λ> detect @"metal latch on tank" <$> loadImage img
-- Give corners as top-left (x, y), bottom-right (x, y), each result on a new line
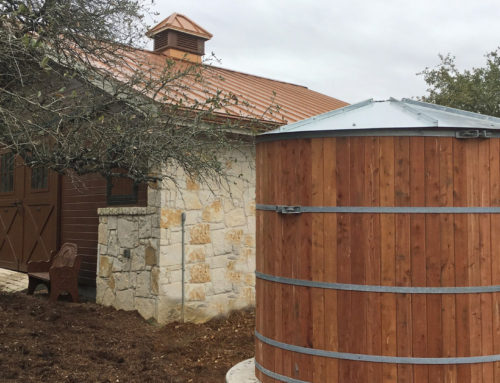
top-left (275, 205), bottom-right (302, 214)
top-left (456, 129), bottom-right (492, 139)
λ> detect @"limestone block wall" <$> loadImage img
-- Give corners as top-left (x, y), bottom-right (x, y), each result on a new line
top-left (97, 145), bottom-right (256, 324)
top-left (96, 207), bottom-right (160, 320)
top-left (157, 146), bottom-right (256, 323)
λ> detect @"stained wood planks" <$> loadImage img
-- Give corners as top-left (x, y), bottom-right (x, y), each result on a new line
top-left (424, 137), bottom-right (444, 383)
top-left (453, 139), bottom-right (472, 383)
top-left (410, 137), bottom-right (428, 383)
top-left (255, 136), bottom-right (500, 383)
top-left (490, 139), bottom-right (500, 383)
top-left (439, 137), bottom-right (457, 383)
top-left (478, 139), bottom-right (493, 383)
top-left (323, 137), bottom-right (339, 380)
top-left (365, 136), bottom-right (382, 382)
top-left (379, 136), bottom-right (398, 383)
top-left (311, 138), bottom-right (326, 382)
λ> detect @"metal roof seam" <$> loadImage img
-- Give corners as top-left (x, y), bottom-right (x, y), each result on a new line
top-left (203, 71), bottom-right (322, 121)
top-left (389, 98), bottom-right (438, 126)
top-left (91, 42), bottom-right (347, 125)
top-left (117, 56), bottom-right (283, 120)
top-left (402, 98), bottom-right (500, 124)
top-left (276, 99), bottom-right (373, 133)
top-left (199, 73), bottom-right (291, 120)
top-left (210, 65), bottom-right (310, 89)
top-left (261, 98), bottom-right (500, 136)
top-left (223, 70), bottom-right (345, 109)
top-left (161, 54), bottom-right (348, 120)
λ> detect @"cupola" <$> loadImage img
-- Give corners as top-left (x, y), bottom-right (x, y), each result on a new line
top-left (146, 13), bottom-right (213, 63)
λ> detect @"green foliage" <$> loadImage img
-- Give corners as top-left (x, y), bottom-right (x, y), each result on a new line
top-left (419, 49), bottom-right (500, 117)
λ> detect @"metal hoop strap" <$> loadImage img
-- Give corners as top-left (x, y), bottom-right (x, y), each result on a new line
top-left (255, 361), bottom-right (309, 383)
top-left (255, 331), bottom-right (500, 365)
top-left (256, 204), bottom-right (500, 214)
top-left (256, 271), bottom-right (500, 294)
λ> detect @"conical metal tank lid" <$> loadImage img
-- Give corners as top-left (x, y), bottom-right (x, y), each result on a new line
top-left (259, 98), bottom-right (500, 141)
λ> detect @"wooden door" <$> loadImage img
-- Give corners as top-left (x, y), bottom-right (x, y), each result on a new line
top-left (0, 154), bottom-right (24, 270)
top-left (21, 166), bottom-right (59, 271)
top-left (0, 154), bottom-right (59, 272)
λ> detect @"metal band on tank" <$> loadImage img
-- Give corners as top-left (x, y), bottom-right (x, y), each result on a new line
top-left (256, 271), bottom-right (500, 294)
top-left (255, 361), bottom-right (309, 383)
top-left (255, 331), bottom-right (500, 365)
top-left (256, 204), bottom-right (500, 214)
top-left (256, 128), bottom-right (500, 143)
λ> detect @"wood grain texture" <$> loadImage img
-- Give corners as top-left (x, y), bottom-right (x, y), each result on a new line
top-left (256, 136), bottom-right (500, 382)
top-left (60, 172), bottom-right (147, 286)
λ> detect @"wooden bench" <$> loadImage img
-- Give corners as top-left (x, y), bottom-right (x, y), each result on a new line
top-left (27, 243), bottom-right (81, 302)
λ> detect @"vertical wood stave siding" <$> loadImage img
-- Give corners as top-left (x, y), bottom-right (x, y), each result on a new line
top-left (255, 136), bottom-right (500, 383)
top-left (60, 173), bottom-right (147, 286)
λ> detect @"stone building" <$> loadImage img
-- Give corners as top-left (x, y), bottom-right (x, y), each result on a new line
top-left (0, 12), bottom-right (347, 324)
top-left (95, 13), bottom-right (347, 323)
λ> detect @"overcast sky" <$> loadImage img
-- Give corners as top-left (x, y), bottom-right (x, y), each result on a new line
top-left (147, 0), bottom-right (500, 104)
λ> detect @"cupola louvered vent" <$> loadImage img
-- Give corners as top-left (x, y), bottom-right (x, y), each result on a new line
top-left (147, 13), bottom-right (212, 62)
top-left (177, 32), bottom-right (200, 53)
top-left (153, 30), bottom-right (205, 55)
top-left (153, 30), bottom-right (170, 51)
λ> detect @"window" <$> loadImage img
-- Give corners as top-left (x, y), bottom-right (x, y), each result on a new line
top-left (31, 167), bottom-right (48, 190)
top-left (0, 153), bottom-right (14, 193)
top-left (106, 175), bottom-right (138, 205)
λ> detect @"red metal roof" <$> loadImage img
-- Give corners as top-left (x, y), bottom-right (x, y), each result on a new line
top-left (115, 47), bottom-right (348, 125)
top-left (146, 13), bottom-right (213, 40)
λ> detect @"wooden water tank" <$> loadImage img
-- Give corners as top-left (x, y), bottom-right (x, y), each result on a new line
top-left (255, 99), bottom-right (500, 383)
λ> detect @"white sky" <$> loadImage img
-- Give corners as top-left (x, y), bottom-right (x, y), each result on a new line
top-left (147, 0), bottom-right (500, 104)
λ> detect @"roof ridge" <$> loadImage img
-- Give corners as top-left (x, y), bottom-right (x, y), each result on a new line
top-left (403, 98), bottom-right (500, 124)
top-left (275, 99), bottom-right (373, 133)
top-left (207, 65), bottom-right (310, 89)
top-left (389, 97), bottom-right (438, 126)
top-left (102, 40), bottom-right (347, 124)
top-left (134, 47), bottom-right (347, 99)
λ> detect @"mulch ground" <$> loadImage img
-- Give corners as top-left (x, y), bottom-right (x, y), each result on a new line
top-left (0, 292), bottom-right (255, 382)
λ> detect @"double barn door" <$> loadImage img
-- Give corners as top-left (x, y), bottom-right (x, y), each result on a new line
top-left (0, 153), bottom-right (59, 272)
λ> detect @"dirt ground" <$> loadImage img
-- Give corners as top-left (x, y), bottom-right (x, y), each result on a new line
top-left (0, 291), bottom-right (255, 382)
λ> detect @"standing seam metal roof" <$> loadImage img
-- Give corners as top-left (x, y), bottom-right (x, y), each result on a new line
top-left (111, 47), bottom-right (348, 125)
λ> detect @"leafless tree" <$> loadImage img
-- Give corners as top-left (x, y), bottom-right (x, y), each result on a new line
top-left (0, 0), bottom-right (275, 185)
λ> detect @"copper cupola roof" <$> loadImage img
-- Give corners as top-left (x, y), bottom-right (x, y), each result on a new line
top-left (146, 13), bottom-right (213, 40)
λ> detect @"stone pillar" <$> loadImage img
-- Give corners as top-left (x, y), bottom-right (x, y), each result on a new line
top-left (96, 207), bottom-right (160, 320)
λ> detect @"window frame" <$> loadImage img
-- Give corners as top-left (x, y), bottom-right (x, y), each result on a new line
top-left (106, 175), bottom-right (139, 205)
top-left (0, 152), bottom-right (15, 194)
top-left (30, 166), bottom-right (49, 192)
